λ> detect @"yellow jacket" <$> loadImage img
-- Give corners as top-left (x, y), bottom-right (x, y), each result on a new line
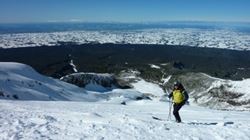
top-left (172, 90), bottom-right (185, 104)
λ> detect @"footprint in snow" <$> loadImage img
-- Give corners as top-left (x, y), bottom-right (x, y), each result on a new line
top-left (43, 115), bottom-right (57, 123)
top-left (83, 112), bottom-right (103, 118)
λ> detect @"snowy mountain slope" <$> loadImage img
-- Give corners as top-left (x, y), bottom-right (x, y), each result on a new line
top-left (0, 62), bottom-right (98, 101)
top-left (1, 62), bottom-right (250, 111)
top-left (0, 100), bottom-right (250, 140)
top-left (201, 78), bottom-right (250, 110)
top-left (1, 62), bottom-right (250, 139)
top-left (165, 72), bottom-right (250, 111)
top-left (1, 28), bottom-right (250, 50)
top-left (0, 62), bottom-right (152, 102)
top-left (117, 69), bottom-right (250, 110)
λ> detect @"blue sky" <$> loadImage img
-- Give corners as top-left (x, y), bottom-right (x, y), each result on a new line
top-left (0, 0), bottom-right (249, 23)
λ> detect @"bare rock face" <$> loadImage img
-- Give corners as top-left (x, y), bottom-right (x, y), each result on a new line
top-left (60, 73), bottom-right (132, 90)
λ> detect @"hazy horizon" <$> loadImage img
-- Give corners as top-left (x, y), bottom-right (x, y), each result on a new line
top-left (0, 0), bottom-right (249, 24)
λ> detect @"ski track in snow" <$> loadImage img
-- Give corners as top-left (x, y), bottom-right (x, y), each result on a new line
top-left (0, 100), bottom-right (250, 140)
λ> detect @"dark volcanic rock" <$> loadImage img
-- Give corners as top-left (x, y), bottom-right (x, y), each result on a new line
top-left (1, 44), bottom-right (250, 80)
top-left (60, 73), bottom-right (132, 89)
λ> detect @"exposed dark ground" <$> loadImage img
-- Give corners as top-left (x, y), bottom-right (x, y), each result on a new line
top-left (0, 44), bottom-right (250, 81)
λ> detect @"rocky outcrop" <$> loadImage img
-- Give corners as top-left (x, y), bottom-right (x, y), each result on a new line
top-left (60, 73), bottom-right (132, 90)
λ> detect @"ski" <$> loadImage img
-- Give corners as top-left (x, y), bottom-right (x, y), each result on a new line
top-left (152, 116), bottom-right (164, 121)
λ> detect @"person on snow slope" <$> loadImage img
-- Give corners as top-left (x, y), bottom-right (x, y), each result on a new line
top-left (168, 81), bottom-right (189, 123)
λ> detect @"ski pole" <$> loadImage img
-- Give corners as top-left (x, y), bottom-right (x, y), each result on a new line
top-left (168, 100), bottom-right (172, 121)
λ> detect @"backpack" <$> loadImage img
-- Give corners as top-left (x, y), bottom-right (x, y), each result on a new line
top-left (172, 90), bottom-right (188, 104)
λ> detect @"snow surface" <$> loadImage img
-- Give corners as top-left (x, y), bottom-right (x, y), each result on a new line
top-left (0, 62), bottom-right (146, 102)
top-left (0, 62), bottom-right (99, 101)
top-left (227, 79), bottom-right (250, 100)
top-left (69, 60), bottom-right (78, 73)
top-left (1, 28), bottom-right (250, 50)
top-left (161, 75), bottom-right (172, 85)
top-left (131, 78), bottom-right (165, 97)
top-left (1, 62), bottom-right (250, 139)
top-left (211, 79), bottom-right (250, 104)
top-left (1, 100), bottom-right (250, 140)
top-left (149, 64), bottom-right (161, 69)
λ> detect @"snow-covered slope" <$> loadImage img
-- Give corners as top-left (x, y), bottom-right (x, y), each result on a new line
top-left (197, 78), bottom-right (250, 110)
top-left (1, 100), bottom-right (250, 140)
top-left (118, 70), bottom-right (250, 110)
top-left (1, 28), bottom-right (250, 50)
top-left (131, 78), bottom-right (165, 97)
top-left (1, 62), bottom-right (250, 110)
top-left (0, 62), bottom-right (150, 102)
top-left (1, 62), bottom-right (250, 139)
top-left (167, 73), bottom-right (250, 111)
top-left (0, 62), bottom-right (98, 101)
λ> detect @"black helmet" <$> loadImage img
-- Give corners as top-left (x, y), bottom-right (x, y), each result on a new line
top-left (173, 81), bottom-right (184, 90)
top-left (174, 81), bottom-right (181, 87)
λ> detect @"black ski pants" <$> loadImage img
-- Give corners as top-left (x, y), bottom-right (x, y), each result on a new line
top-left (173, 102), bottom-right (184, 122)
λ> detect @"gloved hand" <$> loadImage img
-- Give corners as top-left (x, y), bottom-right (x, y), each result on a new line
top-left (168, 94), bottom-right (172, 99)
